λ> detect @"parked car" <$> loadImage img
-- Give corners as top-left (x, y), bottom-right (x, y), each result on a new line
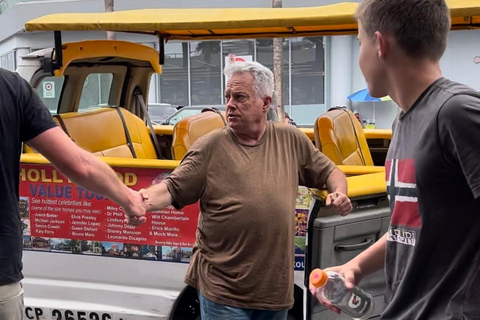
top-left (162, 105), bottom-right (225, 125)
top-left (147, 103), bottom-right (177, 124)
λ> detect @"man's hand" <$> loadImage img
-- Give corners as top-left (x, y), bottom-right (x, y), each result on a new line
top-left (309, 262), bottom-right (363, 314)
top-left (139, 188), bottom-right (149, 205)
top-left (123, 189), bottom-right (148, 226)
top-left (326, 191), bottom-right (352, 216)
top-left (136, 183), bottom-right (173, 212)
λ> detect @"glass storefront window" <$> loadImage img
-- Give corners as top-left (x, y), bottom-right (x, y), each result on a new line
top-left (190, 41), bottom-right (222, 106)
top-left (150, 37), bottom-right (325, 125)
top-left (291, 37), bottom-right (325, 105)
top-left (0, 51), bottom-right (15, 71)
top-left (158, 42), bottom-right (189, 107)
top-left (222, 39), bottom-right (254, 60)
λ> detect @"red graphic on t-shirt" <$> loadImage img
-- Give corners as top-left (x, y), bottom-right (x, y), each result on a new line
top-left (386, 159), bottom-right (421, 228)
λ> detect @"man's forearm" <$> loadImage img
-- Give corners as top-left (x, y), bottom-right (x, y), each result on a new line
top-left (350, 233), bottom-right (387, 276)
top-left (326, 168), bottom-right (348, 194)
top-left (28, 127), bottom-right (140, 213)
top-left (63, 151), bottom-right (134, 208)
top-left (144, 182), bottom-right (173, 210)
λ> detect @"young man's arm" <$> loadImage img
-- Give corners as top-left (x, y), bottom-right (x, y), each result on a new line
top-left (28, 127), bottom-right (147, 225)
top-left (335, 232), bottom-right (387, 286)
top-left (439, 94), bottom-right (480, 199)
top-left (312, 233), bottom-right (387, 313)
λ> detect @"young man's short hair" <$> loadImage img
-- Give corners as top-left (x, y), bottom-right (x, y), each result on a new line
top-left (356, 0), bottom-right (451, 61)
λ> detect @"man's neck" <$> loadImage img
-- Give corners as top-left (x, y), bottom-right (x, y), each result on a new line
top-left (232, 123), bottom-right (267, 146)
top-left (387, 60), bottom-right (443, 113)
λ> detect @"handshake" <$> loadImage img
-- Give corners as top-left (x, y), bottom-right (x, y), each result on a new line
top-left (119, 182), bottom-right (172, 226)
top-left (121, 188), bottom-right (151, 226)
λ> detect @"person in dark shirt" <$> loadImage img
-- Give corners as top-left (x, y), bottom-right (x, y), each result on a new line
top-left (311, 1), bottom-right (480, 319)
top-left (0, 68), bottom-right (147, 320)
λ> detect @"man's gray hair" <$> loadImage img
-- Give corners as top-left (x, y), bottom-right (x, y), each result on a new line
top-left (224, 61), bottom-right (274, 98)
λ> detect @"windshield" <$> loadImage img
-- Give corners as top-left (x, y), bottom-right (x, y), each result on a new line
top-left (148, 105), bottom-right (176, 124)
top-left (35, 76), bottom-right (65, 113)
top-left (167, 109), bottom-right (205, 125)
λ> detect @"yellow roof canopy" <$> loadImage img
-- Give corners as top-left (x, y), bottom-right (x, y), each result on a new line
top-left (24, 1), bottom-right (480, 40)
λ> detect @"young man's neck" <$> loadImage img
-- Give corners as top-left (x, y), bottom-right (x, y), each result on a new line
top-left (387, 59), bottom-right (443, 113)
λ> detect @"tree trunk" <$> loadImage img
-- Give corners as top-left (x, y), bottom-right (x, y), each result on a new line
top-left (104, 0), bottom-right (115, 40)
top-left (272, 0), bottom-right (284, 122)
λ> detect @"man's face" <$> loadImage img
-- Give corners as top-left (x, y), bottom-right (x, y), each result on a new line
top-left (358, 22), bottom-right (388, 98)
top-left (224, 72), bottom-right (269, 132)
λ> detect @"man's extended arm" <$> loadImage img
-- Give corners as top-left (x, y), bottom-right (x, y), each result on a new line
top-left (140, 182), bottom-right (173, 211)
top-left (28, 127), bottom-right (147, 225)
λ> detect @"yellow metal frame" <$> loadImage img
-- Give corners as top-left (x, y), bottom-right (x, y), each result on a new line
top-left (21, 156), bottom-right (383, 177)
top-left (346, 172), bottom-right (386, 198)
top-left (25, 1), bottom-right (480, 40)
top-left (53, 40), bottom-right (162, 77)
top-left (312, 172), bottom-right (386, 200)
top-left (20, 153), bottom-right (179, 169)
top-left (364, 129), bottom-right (392, 140)
top-left (21, 154), bottom-right (385, 198)
top-left (298, 128), bottom-right (315, 141)
top-left (23, 1), bottom-right (417, 186)
top-left (152, 125), bottom-right (174, 136)
top-left (154, 126), bottom-right (392, 142)
top-left (337, 165), bottom-right (385, 176)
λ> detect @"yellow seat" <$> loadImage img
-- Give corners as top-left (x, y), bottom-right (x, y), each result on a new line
top-left (171, 110), bottom-right (226, 160)
top-left (314, 108), bottom-right (373, 166)
top-left (25, 107), bottom-right (157, 159)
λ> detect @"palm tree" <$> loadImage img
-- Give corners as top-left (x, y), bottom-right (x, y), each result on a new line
top-left (272, 0), bottom-right (284, 122)
top-left (104, 0), bottom-right (115, 40)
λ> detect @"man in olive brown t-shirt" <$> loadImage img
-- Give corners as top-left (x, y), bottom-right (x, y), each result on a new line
top-left (141, 61), bottom-right (352, 320)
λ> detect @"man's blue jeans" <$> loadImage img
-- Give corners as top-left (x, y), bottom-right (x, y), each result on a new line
top-left (198, 291), bottom-right (288, 320)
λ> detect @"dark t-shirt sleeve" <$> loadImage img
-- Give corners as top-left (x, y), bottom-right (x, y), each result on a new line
top-left (391, 115), bottom-right (399, 137)
top-left (438, 93), bottom-right (480, 199)
top-left (163, 138), bottom-right (208, 209)
top-left (296, 130), bottom-right (336, 188)
top-left (17, 73), bottom-right (57, 142)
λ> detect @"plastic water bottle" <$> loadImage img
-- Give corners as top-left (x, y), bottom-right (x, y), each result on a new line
top-left (310, 268), bottom-right (374, 319)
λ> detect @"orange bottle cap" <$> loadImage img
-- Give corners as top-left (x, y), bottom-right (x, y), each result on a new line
top-left (310, 268), bottom-right (328, 288)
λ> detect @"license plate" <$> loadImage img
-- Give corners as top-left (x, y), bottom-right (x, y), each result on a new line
top-left (25, 307), bottom-right (118, 320)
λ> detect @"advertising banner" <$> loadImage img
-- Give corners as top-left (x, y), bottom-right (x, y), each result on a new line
top-left (20, 164), bottom-right (310, 269)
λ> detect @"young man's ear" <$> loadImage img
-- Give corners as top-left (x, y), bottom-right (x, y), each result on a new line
top-left (375, 31), bottom-right (389, 60)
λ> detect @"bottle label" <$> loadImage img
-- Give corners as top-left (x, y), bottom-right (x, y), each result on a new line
top-left (348, 293), bottom-right (361, 308)
top-left (346, 288), bottom-right (370, 316)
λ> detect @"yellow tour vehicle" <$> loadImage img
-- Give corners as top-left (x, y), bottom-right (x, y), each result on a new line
top-left (18, 1), bottom-right (480, 319)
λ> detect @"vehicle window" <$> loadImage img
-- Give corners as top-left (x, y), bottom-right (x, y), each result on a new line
top-left (158, 42), bottom-right (189, 106)
top-left (78, 73), bottom-right (113, 112)
top-left (148, 104), bottom-right (176, 124)
top-left (167, 109), bottom-right (203, 125)
top-left (35, 76), bottom-right (65, 114)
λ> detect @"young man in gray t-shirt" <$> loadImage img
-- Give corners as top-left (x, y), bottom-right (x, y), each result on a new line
top-left (310, 1), bottom-right (480, 319)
